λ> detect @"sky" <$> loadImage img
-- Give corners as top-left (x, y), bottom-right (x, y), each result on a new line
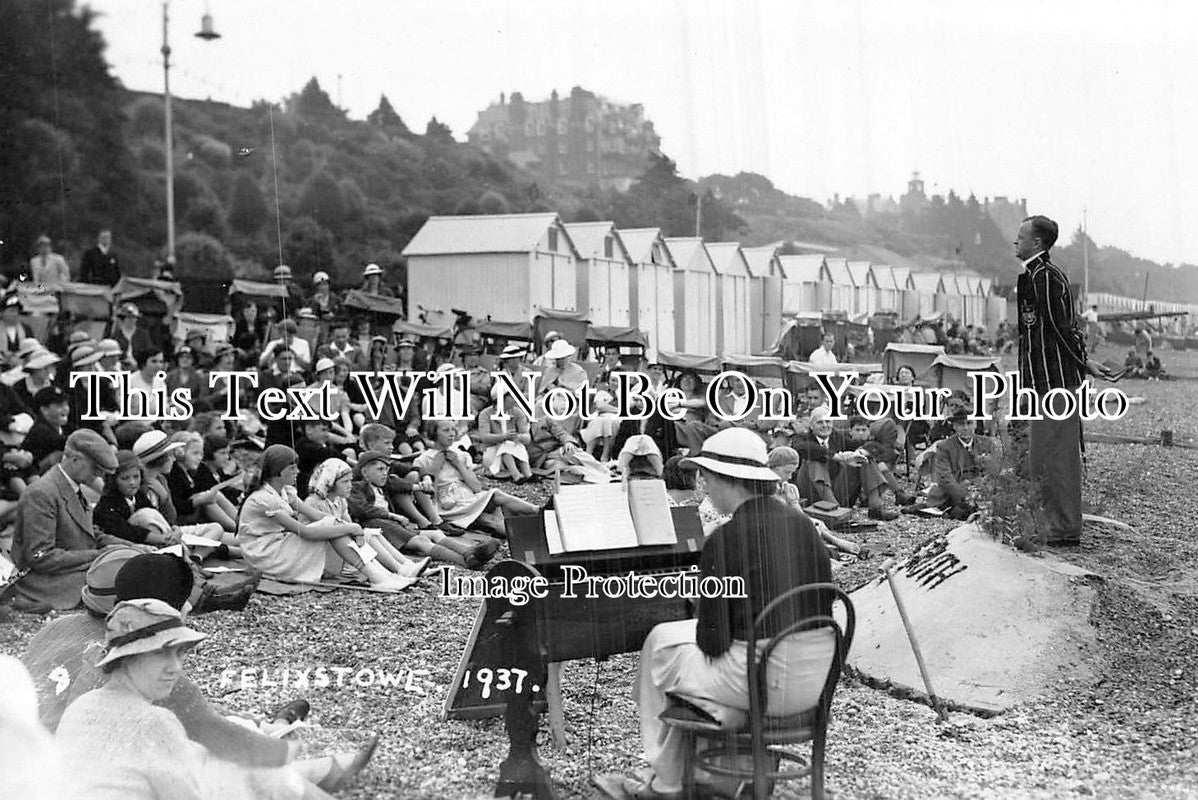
top-left (84, 0), bottom-right (1198, 266)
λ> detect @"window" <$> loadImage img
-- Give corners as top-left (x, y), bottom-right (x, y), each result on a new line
top-left (548, 228), bottom-right (558, 252)
top-left (604, 236), bottom-right (613, 258)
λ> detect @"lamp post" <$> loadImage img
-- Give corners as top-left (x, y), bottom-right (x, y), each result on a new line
top-left (162, 2), bottom-right (220, 266)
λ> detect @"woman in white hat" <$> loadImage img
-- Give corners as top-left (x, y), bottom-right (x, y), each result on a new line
top-left (55, 598), bottom-right (337, 799)
top-left (537, 338), bottom-right (588, 395)
top-left (475, 374), bottom-right (534, 483)
top-left (623, 428), bottom-right (836, 800)
top-left (307, 271), bottom-right (340, 319)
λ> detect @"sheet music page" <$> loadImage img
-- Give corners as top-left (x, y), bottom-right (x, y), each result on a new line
top-left (543, 510), bottom-right (566, 555)
top-left (554, 483), bottom-right (639, 551)
top-left (627, 479), bottom-right (678, 546)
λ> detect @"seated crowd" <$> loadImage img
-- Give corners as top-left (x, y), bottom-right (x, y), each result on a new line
top-left (0, 260), bottom-right (1007, 798)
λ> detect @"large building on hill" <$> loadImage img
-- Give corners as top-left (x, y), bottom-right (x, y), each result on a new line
top-left (982, 195), bottom-right (1028, 238)
top-left (467, 87), bottom-right (661, 191)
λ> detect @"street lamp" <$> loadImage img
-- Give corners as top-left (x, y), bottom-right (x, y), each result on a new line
top-left (162, 2), bottom-right (220, 266)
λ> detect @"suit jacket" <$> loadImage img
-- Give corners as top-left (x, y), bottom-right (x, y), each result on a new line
top-left (80, 246), bottom-right (121, 286)
top-left (792, 429), bottom-right (853, 465)
top-left (347, 475), bottom-right (418, 524)
top-left (1017, 254), bottom-right (1088, 393)
top-left (12, 467), bottom-right (127, 610)
top-left (931, 435), bottom-right (999, 505)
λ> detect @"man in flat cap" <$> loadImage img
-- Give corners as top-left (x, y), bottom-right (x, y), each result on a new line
top-left (10, 429), bottom-right (135, 612)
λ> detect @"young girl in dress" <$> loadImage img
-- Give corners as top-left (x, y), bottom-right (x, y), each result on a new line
top-left (305, 458), bottom-right (429, 580)
top-left (237, 445), bottom-right (414, 591)
top-left (415, 419), bottom-right (538, 537)
top-left (475, 385), bottom-right (533, 483)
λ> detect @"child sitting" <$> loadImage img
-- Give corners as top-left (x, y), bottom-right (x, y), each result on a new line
top-left (237, 445), bottom-right (412, 591)
top-left (94, 450), bottom-right (181, 547)
top-left (360, 422), bottom-right (465, 533)
top-left (305, 457), bottom-right (428, 581)
top-left (347, 450), bottom-right (497, 570)
top-left (475, 387), bottom-right (533, 483)
top-left (578, 378), bottom-right (622, 463)
top-left (414, 419), bottom-right (539, 537)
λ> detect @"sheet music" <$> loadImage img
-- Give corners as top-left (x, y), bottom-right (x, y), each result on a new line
top-left (183, 532), bottom-right (225, 548)
top-left (553, 483), bottom-right (639, 551)
top-left (627, 479), bottom-right (678, 546)
top-left (543, 510), bottom-right (565, 555)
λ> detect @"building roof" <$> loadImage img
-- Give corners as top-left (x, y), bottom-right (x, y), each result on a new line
top-left (401, 213), bottom-right (580, 258)
top-left (563, 221), bottom-right (632, 263)
top-left (910, 272), bottom-right (945, 293)
top-left (742, 244), bottom-right (784, 279)
top-left (846, 261), bottom-right (877, 288)
top-left (704, 242), bottom-right (752, 278)
top-left (825, 258), bottom-right (854, 286)
top-left (978, 277), bottom-right (993, 296)
top-left (663, 237), bottom-right (716, 273)
top-left (891, 266), bottom-right (914, 290)
top-left (872, 265), bottom-right (899, 291)
top-left (617, 227), bottom-right (672, 266)
top-left (778, 254), bottom-right (828, 283)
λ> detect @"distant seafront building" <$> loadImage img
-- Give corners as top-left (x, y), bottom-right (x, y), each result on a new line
top-left (467, 87), bottom-right (662, 190)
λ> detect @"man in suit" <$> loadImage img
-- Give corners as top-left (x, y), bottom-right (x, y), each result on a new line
top-left (79, 229), bottom-right (121, 286)
top-left (10, 429), bottom-right (132, 611)
top-left (792, 405), bottom-right (898, 520)
top-left (1014, 215), bottom-right (1111, 545)
top-left (916, 408), bottom-right (1000, 519)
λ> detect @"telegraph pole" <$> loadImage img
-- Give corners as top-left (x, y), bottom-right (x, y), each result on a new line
top-left (1082, 207), bottom-right (1089, 305)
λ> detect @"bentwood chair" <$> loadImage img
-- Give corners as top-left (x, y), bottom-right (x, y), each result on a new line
top-left (659, 583), bottom-right (855, 800)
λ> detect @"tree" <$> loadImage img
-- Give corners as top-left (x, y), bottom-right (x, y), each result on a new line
top-left (425, 117), bottom-right (454, 143)
top-left (294, 77), bottom-right (344, 123)
top-left (183, 197), bottom-right (227, 240)
top-left (367, 94), bottom-right (410, 136)
top-left (297, 170), bottom-right (344, 229)
top-left (282, 216), bottom-right (334, 279)
top-left (175, 232), bottom-right (233, 281)
top-left (229, 173), bottom-right (268, 236)
top-left (608, 153), bottom-right (745, 239)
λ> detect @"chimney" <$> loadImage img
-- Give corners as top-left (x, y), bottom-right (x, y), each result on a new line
top-left (500, 92), bottom-right (506, 105)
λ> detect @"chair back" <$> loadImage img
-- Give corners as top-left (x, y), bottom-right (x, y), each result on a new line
top-left (746, 582), bottom-right (855, 723)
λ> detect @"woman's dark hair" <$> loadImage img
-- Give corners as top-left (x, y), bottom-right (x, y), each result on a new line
top-left (134, 347), bottom-right (163, 370)
top-left (671, 369), bottom-right (703, 394)
top-left (895, 365), bottom-right (916, 382)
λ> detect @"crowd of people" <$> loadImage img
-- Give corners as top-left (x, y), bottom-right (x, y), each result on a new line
top-left (0, 226), bottom-right (1020, 798)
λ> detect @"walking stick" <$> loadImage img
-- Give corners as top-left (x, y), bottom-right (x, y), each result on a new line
top-left (880, 558), bottom-right (950, 722)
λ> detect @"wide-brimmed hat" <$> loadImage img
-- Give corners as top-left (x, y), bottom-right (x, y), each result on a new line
top-left (81, 546), bottom-right (146, 615)
top-left (175, 345), bottom-right (194, 358)
top-left (35, 234), bottom-right (51, 245)
top-left (273, 264), bottom-right (293, 281)
top-left (544, 339), bottom-right (576, 360)
top-left (71, 344), bottom-right (104, 368)
top-left (314, 357), bottom-right (335, 374)
top-left (396, 337), bottom-right (417, 349)
top-left (116, 303), bottom-right (141, 319)
top-left (133, 430), bottom-right (184, 463)
top-left (312, 271), bottom-right (330, 286)
top-left (296, 307), bottom-right (318, 321)
top-left (68, 331), bottom-right (91, 346)
top-left (16, 339), bottom-right (43, 360)
top-left (95, 598), bottom-right (207, 669)
top-left (680, 428), bottom-right (779, 482)
top-left (362, 263), bottom-right (383, 277)
top-left (498, 344), bottom-right (526, 360)
top-left (97, 338), bottom-right (123, 358)
top-left (24, 350), bottom-right (60, 371)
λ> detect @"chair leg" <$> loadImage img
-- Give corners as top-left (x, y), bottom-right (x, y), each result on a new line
top-left (681, 731), bottom-right (697, 800)
top-left (810, 727), bottom-right (827, 800)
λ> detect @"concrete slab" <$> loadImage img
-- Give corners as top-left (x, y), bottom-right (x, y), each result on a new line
top-left (848, 523), bottom-right (1101, 714)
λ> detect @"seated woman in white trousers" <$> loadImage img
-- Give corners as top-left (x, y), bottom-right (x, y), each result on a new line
top-left (625, 427), bottom-right (836, 799)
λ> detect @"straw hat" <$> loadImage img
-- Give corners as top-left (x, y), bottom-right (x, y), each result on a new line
top-left (25, 350), bottom-right (61, 371)
top-left (71, 345), bottom-right (104, 368)
top-left (133, 430), bottom-right (184, 463)
top-left (81, 546), bottom-right (145, 615)
top-left (362, 263), bottom-right (383, 277)
top-left (544, 339), bottom-right (576, 360)
top-left (116, 303), bottom-right (141, 319)
top-left (312, 271), bottom-right (330, 286)
top-left (679, 428), bottom-right (779, 482)
top-left (273, 264), bottom-right (293, 281)
top-left (498, 344), bottom-right (526, 360)
top-left (396, 337), bottom-right (417, 349)
top-left (16, 339), bottom-right (42, 360)
top-left (97, 339), bottom-right (123, 358)
top-left (95, 598), bottom-right (206, 670)
top-left (314, 357), bottom-right (335, 374)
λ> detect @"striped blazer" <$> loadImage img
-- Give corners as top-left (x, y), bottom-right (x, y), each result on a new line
top-left (1016, 254), bottom-right (1088, 394)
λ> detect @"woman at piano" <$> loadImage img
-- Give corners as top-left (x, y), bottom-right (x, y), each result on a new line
top-left (624, 427), bottom-right (836, 800)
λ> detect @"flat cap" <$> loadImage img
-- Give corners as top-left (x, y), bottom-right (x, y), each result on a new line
top-left (66, 428), bottom-right (119, 472)
top-left (356, 450), bottom-right (391, 475)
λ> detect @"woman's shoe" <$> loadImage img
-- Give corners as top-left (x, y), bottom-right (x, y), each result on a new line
top-left (398, 556), bottom-right (432, 578)
top-left (437, 520), bottom-right (467, 536)
top-left (318, 736), bottom-right (380, 792)
top-left (622, 775), bottom-right (683, 800)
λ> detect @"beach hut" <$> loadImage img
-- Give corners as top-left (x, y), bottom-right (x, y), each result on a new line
top-left (872, 265), bottom-right (900, 313)
top-left (941, 273), bottom-right (965, 322)
top-left (743, 244), bottom-right (786, 355)
top-left (910, 272), bottom-right (946, 318)
top-left (664, 237), bottom-right (718, 356)
top-left (706, 242), bottom-right (753, 357)
top-left (780, 255), bottom-right (831, 315)
top-left (847, 261), bottom-right (879, 316)
top-left (892, 266), bottom-right (918, 321)
top-left (617, 227), bottom-right (676, 357)
top-left (402, 213), bottom-right (580, 322)
top-left (564, 221), bottom-right (632, 327)
top-left (824, 258), bottom-right (855, 314)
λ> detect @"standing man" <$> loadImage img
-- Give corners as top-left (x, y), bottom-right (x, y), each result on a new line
top-left (1014, 215), bottom-right (1110, 546)
top-left (79, 229), bottom-right (121, 286)
top-left (808, 332), bottom-right (839, 365)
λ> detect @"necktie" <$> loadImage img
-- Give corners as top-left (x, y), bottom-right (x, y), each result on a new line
top-left (78, 488), bottom-right (89, 511)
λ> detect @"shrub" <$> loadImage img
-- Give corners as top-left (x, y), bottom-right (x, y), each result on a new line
top-left (175, 232), bottom-right (233, 281)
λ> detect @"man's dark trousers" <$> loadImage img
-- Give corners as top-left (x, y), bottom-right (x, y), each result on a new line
top-left (1029, 409), bottom-right (1082, 543)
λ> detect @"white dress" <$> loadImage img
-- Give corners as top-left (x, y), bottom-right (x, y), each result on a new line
top-left (236, 485), bottom-right (330, 582)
